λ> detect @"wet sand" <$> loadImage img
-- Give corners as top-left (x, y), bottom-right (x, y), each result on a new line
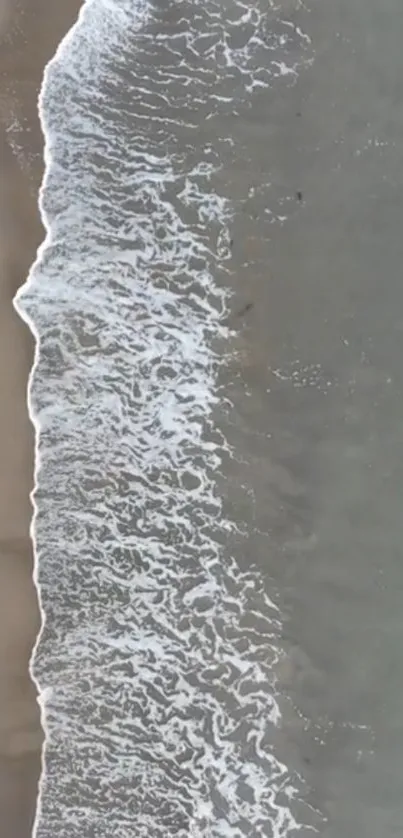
top-left (0, 2), bottom-right (81, 835)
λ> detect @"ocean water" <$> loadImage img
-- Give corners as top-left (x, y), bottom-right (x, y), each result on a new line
top-left (16, 1), bottom-right (317, 836)
top-left (16, 0), bottom-right (403, 835)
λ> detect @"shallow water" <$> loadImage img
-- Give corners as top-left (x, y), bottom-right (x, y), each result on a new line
top-left (15, 0), bottom-right (403, 835)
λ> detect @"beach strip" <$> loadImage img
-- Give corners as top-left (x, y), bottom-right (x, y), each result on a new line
top-left (0, 2), bottom-right (82, 835)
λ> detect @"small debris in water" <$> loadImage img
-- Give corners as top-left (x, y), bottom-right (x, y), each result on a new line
top-left (236, 302), bottom-right (254, 318)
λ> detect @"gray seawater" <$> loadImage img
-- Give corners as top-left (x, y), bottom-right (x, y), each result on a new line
top-left (15, 0), bottom-right (403, 835)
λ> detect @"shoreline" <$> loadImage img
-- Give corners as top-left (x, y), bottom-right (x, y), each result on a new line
top-left (0, 2), bottom-right (81, 834)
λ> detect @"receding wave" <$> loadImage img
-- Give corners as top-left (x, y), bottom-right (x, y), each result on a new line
top-left (15, 0), bottom-right (317, 835)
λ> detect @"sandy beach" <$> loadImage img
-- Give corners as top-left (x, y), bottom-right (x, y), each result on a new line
top-left (2, 0), bottom-right (403, 835)
top-left (0, 2), bottom-right (81, 835)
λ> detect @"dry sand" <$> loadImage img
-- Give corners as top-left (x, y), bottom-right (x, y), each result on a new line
top-left (0, 2), bottom-right (81, 835)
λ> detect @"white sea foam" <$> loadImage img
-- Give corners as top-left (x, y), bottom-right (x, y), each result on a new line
top-left (15, 0), bottom-right (316, 835)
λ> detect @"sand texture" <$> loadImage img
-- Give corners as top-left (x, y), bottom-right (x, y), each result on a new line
top-left (0, 2), bottom-right (81, 835)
